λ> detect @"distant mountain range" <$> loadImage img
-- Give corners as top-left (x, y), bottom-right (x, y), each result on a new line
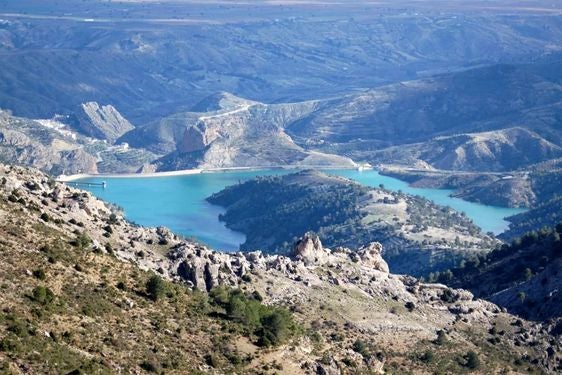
top-left (1, 11), bottom-right (561, 124)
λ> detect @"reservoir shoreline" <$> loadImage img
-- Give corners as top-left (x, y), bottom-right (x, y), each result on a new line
top-left (56, 164), bottom-right (360, 182)
top-left (71, 168), bottom-right (527, 251)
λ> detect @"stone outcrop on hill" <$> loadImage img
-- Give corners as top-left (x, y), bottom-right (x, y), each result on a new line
top-left (66, 102), bottom-right (135, 143)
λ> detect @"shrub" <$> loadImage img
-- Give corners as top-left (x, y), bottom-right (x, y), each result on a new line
top-left (146, 275), bottom-right (166, 301)
top-left (204, 353), bottom-right (221, 368)
top-left (108, 213), bottom-right (118, 224)
top-left (209, 286), bottom-right (297, 347)
top-left (258, 308), bottom-right (294, 347)
top-left (342, 357), bottom-right (357, 368)
top-left (420, 350), bottom-right (434, 363)
top-left (465, 350), bottom-right (480, 369)
top-left (31, 286), bottom-right (55, 305)
top-left (330, 332), bottom-right (344, 342)
top-left (7, 316), bottom-right (28, 338)
top-left (352, 339), bottom-right (370, 358)
top-left (0, 336), bottom-right (22, 352)
top-left (140, 359), bottom-right (160, 373)
top-left (33, 269), bottom-right (46, 280)
top-left (73, 232), bottom-right (92, 249)
top-left (209, 285), bottom-right (231, 306)
top-left (434, 330), bottom-right (447, 346)
top-left (227, 294), bottom-right (261, 328)
top-left (251, 290), bottom-right (263, 302)
top-left (40, 212), bottom-right (50, 222)
top-left (440, 289), bottom-right (458, 303)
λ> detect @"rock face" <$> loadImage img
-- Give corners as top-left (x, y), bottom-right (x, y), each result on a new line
top-left (67, 102), bottom-right (135, 143)
top-left (0, 110), bottom-right (155, 174)
top-left (0, 110), bottom-right (99, 174)
top-left (293, 233), bottom-right (328, 266)
top-left (357, 242), bottom-right (389, 273)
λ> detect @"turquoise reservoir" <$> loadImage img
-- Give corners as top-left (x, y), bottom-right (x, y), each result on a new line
top-left (77, 169), bottom-right (526, 251)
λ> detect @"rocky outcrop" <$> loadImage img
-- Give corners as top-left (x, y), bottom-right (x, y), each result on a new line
top-left (357, 242), bottom-right (389, 273)
top-left (67, 102), bottom-right (134, 143)
top-left (293, 233), bottom-right (328, 266)
top-left (178, 121), bottom-right (221, 153)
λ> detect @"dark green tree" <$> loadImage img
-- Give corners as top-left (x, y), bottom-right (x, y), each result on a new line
top-left (146, 275), bottom-right (166, 301)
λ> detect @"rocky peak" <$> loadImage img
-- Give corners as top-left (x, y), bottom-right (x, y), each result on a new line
top-left (293, 232), bottom-right (328, 266)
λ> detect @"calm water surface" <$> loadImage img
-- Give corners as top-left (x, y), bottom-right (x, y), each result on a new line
top-left (78, 169), bottom-right (526, 251)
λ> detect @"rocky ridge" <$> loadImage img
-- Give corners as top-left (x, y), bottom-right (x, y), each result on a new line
top-left (68, 102), bottom-right (135, 143)
top-left (1, 164), bottom-right (561, 373)
top-left (124, 93), bottom-right (355, 170)
top-left (370, 127), bottom-right (562, 173)
top-left (0, 110), bottom-right (155, 174)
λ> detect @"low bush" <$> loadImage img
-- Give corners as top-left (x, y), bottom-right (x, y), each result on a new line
top-left (352, 339), bottom-right (371, 358)
top-left (146, 275), bottom-right (166, 301)
top-left (31, 286), bottom-right (55, 306)
top-left (420, 350), bottom-right (434, 363)
top-left (72, 232), bottom-right (91, 250)
top-left (33, 269), bottom-right (46, 280)
top-left (209, 286), bottom-right (297, 347)
top-left (464, 350), bottom-right (480, 369)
